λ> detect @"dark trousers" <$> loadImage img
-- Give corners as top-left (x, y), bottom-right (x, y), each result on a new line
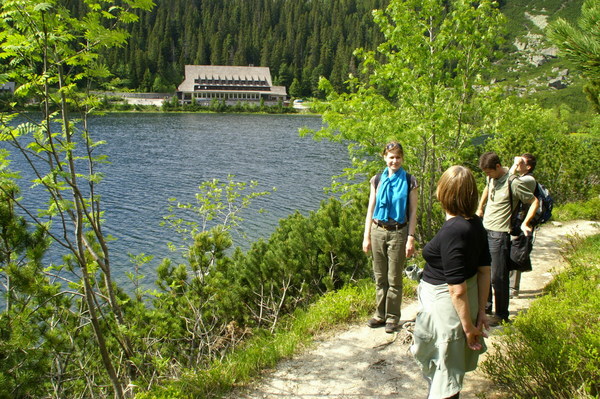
top-left (487, 230), bottom-right (510, 320)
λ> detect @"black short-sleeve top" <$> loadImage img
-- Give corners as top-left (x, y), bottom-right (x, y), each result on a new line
top-left (422, 216), bottom-right (491, 285)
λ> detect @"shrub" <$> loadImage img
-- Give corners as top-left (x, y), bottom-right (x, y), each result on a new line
top-left (481, 234), bottom-right (600, 399)
top-left (553, 197), bottom-right (600, 221)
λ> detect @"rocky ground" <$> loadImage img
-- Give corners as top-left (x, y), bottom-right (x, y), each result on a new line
top-left (227, 220), bottom-right (600, 399)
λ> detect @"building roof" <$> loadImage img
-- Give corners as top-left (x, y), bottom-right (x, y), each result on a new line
top-left (270, 86), bottom-right (287, 96)
top-left (178, 65), bottom-right (274, 92)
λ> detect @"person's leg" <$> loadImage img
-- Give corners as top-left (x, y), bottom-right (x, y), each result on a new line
top-left (488, 232), bottom-right (511, 320)
top-left (384, 227), bottom-right (407, 325)
top-left (509, 270), bottom-right (521, 297)
top-left (370, 225), bottom-right (389, 322)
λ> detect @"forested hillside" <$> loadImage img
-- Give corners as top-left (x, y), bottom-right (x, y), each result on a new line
top-left (94, 0), bottom-right (588, 104)
top-left (99, 0), bottom-right (388, 96)
top-left (67, 0), bottom-right (587, 104)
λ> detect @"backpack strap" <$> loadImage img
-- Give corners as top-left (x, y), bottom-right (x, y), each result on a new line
top-left (488, 174), bottom-right (519, 232)
top-left (507, 174), bottom-right (518, 211)
top-left (507, 174), bottom-right (521, 233)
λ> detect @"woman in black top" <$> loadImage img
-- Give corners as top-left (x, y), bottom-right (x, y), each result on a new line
top-left (411, 166), bottom-right (491, 399)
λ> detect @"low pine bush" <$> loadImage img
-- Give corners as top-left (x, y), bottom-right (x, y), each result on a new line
top-left (481, 235), bottom-right (600, 399)
top-left (553, 197), bottom-right (600, 221)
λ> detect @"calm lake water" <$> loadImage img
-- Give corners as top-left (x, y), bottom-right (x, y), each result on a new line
top-left (4, 113), bottom-right (349, 286)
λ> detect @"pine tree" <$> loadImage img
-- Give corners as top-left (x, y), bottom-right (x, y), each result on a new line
top-left (548, 0), bottom-right (600, 113)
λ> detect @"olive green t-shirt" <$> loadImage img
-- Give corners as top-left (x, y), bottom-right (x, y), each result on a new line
top-left (483, 172), bottom-right (536, 233)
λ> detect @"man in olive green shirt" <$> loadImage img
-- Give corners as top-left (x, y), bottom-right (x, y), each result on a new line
top-left (476, 152), bottom-right (536, 324)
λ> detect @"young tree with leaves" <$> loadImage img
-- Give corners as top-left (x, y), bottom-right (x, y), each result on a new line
top-left (0, 0), bottom-right (154, 397)
top-left (308, 0), bottom-right (505, 240)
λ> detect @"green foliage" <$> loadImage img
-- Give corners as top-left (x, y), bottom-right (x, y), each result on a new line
top-left (547, 0), bottom-right (600, 113)
top-left (553, 197), bottom-right (600, 221)
top-left (481, 98), bottom-right (600, 204)
top-left (162, 175), bottom-right (272, 253)
top-left (231, 197), bottom-right (369, 330)
top-left (0, 0), bottom-right (155, 397)
top-left (0, 181), bottom-right (53, 399)
top-left (481, 234), bottom-right (600, 399)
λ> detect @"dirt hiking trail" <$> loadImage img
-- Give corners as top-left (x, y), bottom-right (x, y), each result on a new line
top-left (229, 220), bottom-right (600, 399)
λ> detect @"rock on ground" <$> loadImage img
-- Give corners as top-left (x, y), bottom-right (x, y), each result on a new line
top-left (229, 220), bottom-right (600, 399)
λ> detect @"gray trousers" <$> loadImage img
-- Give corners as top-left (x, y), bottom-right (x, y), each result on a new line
top-left (370, 223), bottom-right (407, 324)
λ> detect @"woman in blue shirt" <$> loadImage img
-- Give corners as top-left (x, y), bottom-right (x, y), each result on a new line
top-left (411, 165), bottom-right (491, 399)
top-left (363, 141), bottom-right (418, 333)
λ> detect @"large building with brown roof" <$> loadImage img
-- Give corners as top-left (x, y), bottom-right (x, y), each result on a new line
top-left (177, 65), bottom-right (287, 105)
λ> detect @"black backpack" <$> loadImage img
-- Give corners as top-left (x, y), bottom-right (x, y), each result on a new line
top-left (530, 182), bottom-right (553, 226)
top-left (507, 175), bottom-right (553, 231)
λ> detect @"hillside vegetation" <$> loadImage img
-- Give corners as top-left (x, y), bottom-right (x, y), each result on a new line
top-left (94, 0), bottom-right (588, 109)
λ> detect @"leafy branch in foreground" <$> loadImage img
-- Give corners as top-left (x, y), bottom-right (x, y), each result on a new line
top-left (161, 175), bottom-right (272, 279)
top-left (0, 0), bottom-right (154, 397)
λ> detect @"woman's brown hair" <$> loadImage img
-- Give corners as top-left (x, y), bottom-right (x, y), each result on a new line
top-left (382, 141), bottom-right (404, 156)
top-left (436, 165), bottom-right (479, 218)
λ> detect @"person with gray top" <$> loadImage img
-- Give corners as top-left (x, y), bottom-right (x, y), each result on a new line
top-left (507, 153), bottom-right (540, 297)
top-left (476, 152), bottom-right (536, 325)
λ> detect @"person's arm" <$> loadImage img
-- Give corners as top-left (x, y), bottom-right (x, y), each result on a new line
top-left (476, 266), bottom-right (491, 331)
top-left (362, 178), bottom-right (377, 253)
top-left (448, 282), bottom-right (484, 351)
top-left (405, 187), bottom-right (418, 257)
top-left (513, 178), bottom-right (537, 212)
top-left (476, 185), bottom-right (488, 218)
top-left (521, 196), bottom-right (539, 236)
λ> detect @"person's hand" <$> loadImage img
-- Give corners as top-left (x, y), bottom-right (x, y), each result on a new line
top-left (477, 310), bottom-right (490, 333)
top-left (405, 236), bottom-right (415, 258)
top-left (476, 208), bottom-right (484, 218)
top-left (362, 237), bottom-right (371, 254)
top-left (510, 156), bottom-right (525, 175)
top-left (513, 156), bottom-right (524, 167)
top-left (521, 221), bottom-right (533, 236)
top-left (465, 325), bottom-right (484, 351)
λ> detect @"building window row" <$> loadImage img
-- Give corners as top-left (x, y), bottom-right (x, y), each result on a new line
top-left (194, 78), bottom-right (268, 86)
top-left (192, 92), bottom-right (261, 101)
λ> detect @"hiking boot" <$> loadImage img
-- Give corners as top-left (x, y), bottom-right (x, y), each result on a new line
top-left (510, 289), bottom-right (519, 298)
top-left (367, 318), bottom-right (386, 328)
top-left (385, 322), bottom-right (398, 333)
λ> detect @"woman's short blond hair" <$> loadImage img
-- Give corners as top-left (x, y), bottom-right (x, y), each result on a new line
top-left (436, 165), bottom-right (479, 218)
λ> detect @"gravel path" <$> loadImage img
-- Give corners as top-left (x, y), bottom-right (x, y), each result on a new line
top-left (229, 220), bottom-right (600, 399)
